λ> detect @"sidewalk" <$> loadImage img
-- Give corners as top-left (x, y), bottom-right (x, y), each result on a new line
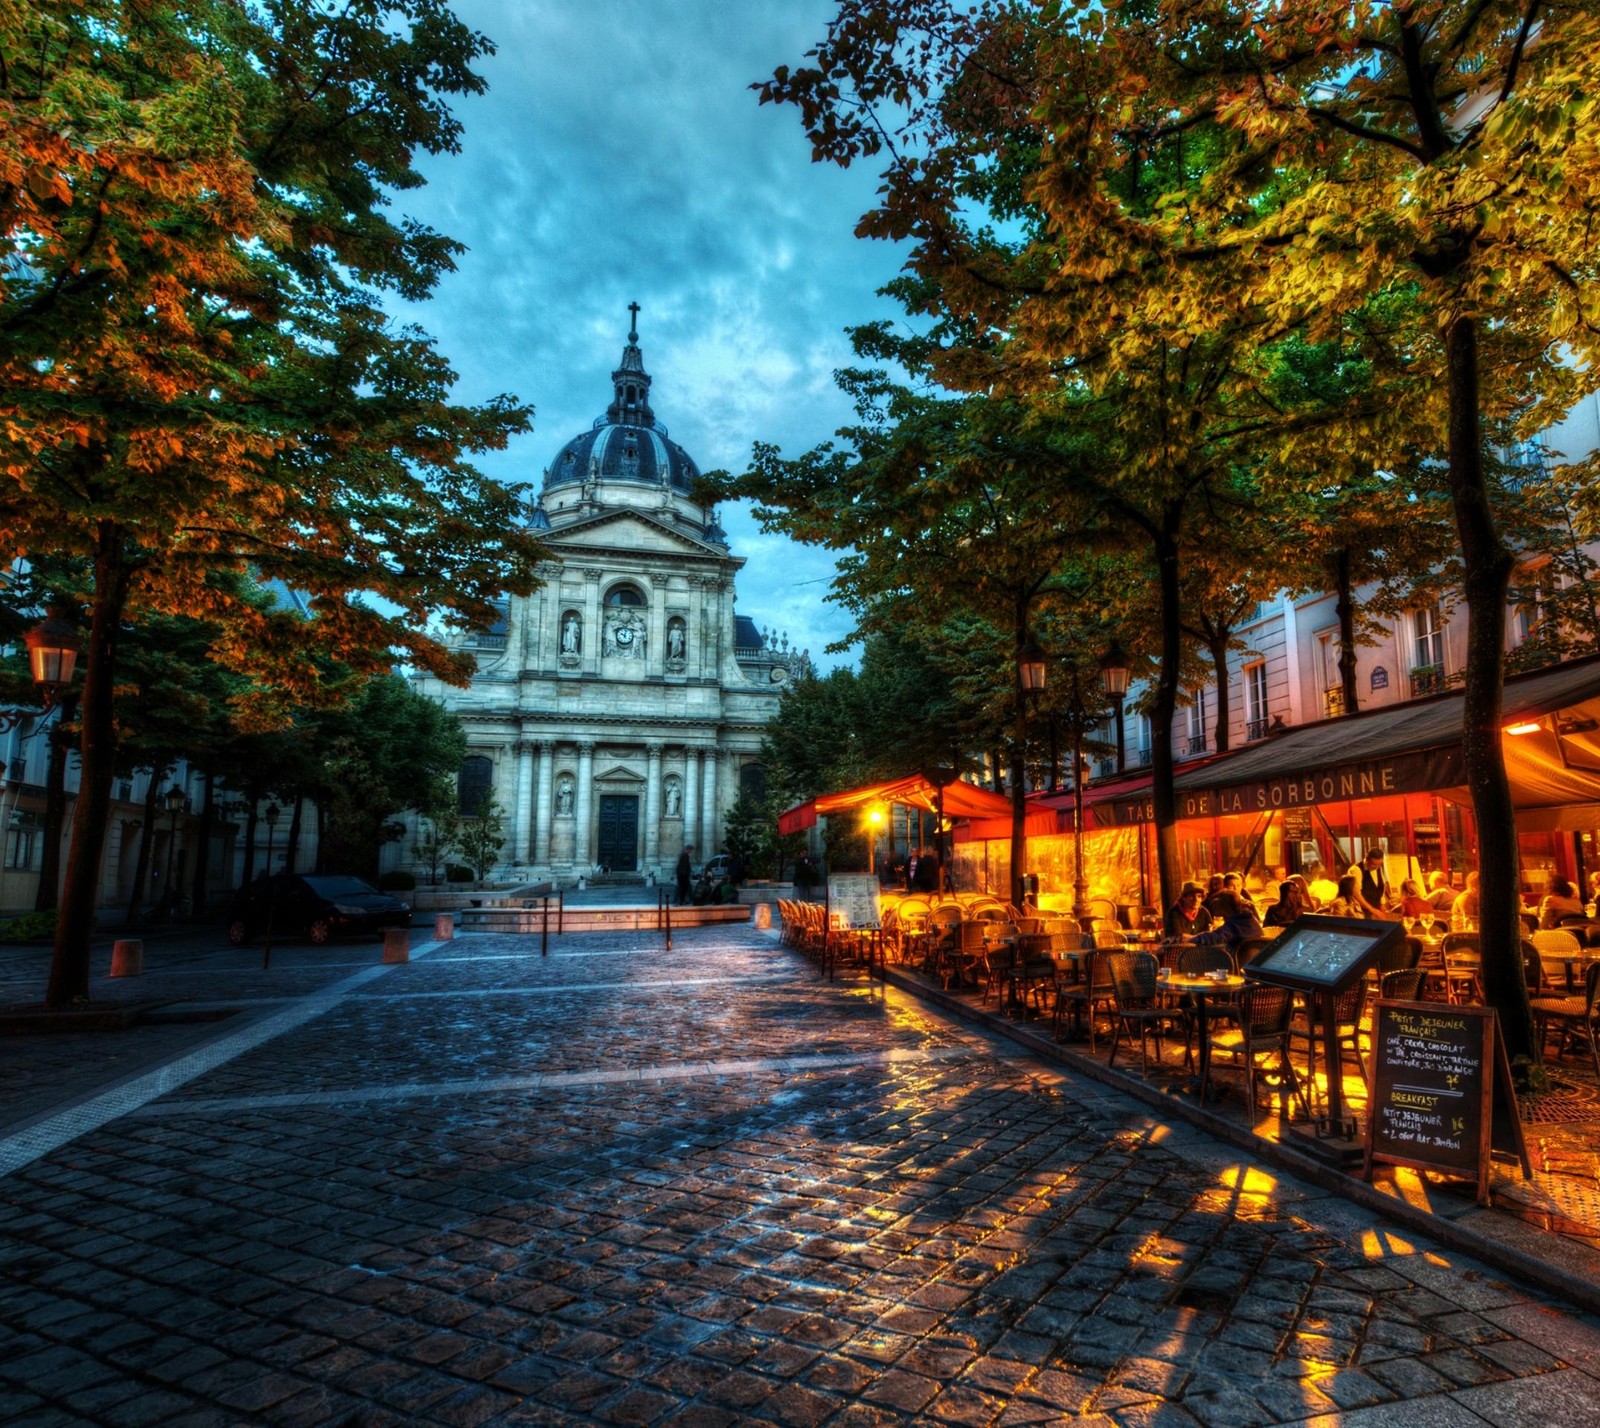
top-left (827, 936), bottom-right (1600, 1318)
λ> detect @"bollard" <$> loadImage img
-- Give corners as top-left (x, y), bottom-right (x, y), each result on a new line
top-left (433, 912), bottom-right (454, 941)
top-left (382, 928), bottom-right (410, 963)
top-left (109, 939), bottom-right (143, 978)
top-left (753, 903), bottom-right (772, 931)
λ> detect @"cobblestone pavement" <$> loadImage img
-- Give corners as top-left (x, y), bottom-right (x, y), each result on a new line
top-left (4, 928), bottom-right (1600, 1425)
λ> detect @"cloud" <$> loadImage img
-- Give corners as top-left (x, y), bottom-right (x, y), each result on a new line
top-left (383, 2), bottom-right (908, 670)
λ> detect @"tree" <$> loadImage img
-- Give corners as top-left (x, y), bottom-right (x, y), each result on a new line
top-left (1016, 0), bottom-right (1600, 1062)
top-left (2, 3), bottom-right (544, 1006)
top-left (455, 791), bottom-right (507, 882)
top-left (411, 776), bottom-right (464, 886)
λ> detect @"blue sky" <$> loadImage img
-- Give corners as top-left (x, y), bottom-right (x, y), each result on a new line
top-left (393, 2), bottom-right (908, 669)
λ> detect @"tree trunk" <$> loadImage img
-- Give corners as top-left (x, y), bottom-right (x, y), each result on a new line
top-left (241, 798), bottom-right (259, 887)
top-left (1446, 317), bottom-right (1531, 1063)
top-left (190, 771), bottom-right (215, 913)
top-left (315, 798), bottom-right (327, 874)
top-left (1206, 634), bottom-right (1231, 753)
top-left (125, 769), bottom-right (163, 931)
top-left (285, 794), bottom-right (305, 874)
top-left (1150, 521), bottom-right (1183, 912)
top-left (33, 696), bottom-right (75, 913)
top-left (1333, 546), bottom-right (1360, 716)
top-left (1010, 593), bottom-right (1030, 907)
top-left (47, 526), bottom-right (132, 1009)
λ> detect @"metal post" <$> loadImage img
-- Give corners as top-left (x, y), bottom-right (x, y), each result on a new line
top-left (541, 895), bottom-right (549, 957)
top-left (664, 894), bottom-right (672, 953)
top-left (557, 888), bottom-right (564, 934)
top-left (1113, 691), bottom-right (1126, 774)
top-left (261, 816), bottom-right (277, 971)
top-left (1072, 720), bottom-right (1090, 932)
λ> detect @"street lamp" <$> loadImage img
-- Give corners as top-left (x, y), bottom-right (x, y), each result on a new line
top-left (1099, 640), bottom-right (1132, 773)
top-left (163, 784), bottom-right (186, 899)
top-left (0, 607), bottom-right (83, 733)
top-left (1013, 636), bottom-right (1048, 908)
top-left (866, 806), bottom-right (885, 878)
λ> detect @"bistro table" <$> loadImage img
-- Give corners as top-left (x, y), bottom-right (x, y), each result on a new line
top-left (1162, 971), bottom-right (1247, 1101)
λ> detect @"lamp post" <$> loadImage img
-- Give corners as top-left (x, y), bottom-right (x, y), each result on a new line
top-left (1099, 640), bottom-right (1132, 773)
top-left (866, 806), bottom-right (885, 878)
top-left (261, 802), bottom-right (280, 970)
top-left (1068, 675), bottom-right (1094, 931)
top-left (163, 784), bottom-right (186, 902)
top-left (0, 607), bottom-right (83, 733)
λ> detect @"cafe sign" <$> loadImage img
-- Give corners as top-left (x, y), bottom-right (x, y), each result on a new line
top-left (1092, 746), bottom-right (1465, 827)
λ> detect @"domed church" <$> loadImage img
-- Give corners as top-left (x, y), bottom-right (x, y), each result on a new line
top-left (410, 306), bottom-right (805, 884)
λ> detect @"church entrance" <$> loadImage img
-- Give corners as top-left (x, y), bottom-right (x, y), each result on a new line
top-left (597, 795), bottom-right (639, 872)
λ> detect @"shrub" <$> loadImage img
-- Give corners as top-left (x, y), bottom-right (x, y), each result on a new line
top-left (445, 864), bottom-right (475, 883)
top-left (378, 870), bottom-right (417, 892)
top-left (0, 909), bottom-right (58, 943)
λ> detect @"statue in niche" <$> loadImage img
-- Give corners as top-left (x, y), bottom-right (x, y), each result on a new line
top-left (666, 618), bottom-right (686, 667)
top-left (555, 777), bottom-right (575, 818)
top-left (561, 611), bottom-right (581, 654)
top-left (664, 776), bottom-right (682, 819)
top-left (603, 605), bottom-right (647, 659)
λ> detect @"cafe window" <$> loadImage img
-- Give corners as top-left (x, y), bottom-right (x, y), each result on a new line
top-left (1412, 606), bottom-right (1445, 671)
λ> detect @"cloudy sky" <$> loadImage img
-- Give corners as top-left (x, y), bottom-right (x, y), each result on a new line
top-left (393, 1), bottom-right (908, 668)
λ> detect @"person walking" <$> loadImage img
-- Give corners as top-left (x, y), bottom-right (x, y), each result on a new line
top-left (675, 846), bottom-right (693, 906)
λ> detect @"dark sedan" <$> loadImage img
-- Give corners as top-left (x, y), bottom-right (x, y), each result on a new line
top-left (226, 874), bottom-right (412, 946)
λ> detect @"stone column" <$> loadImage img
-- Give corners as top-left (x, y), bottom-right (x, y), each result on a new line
top-left (513, 741), bottom-right (534, 863)
top-left (645, 744), bottom-right (663, 867)
top-left (682, 747), bottom-right (700, 857)
top-left (700, 743), bottom-right (719, 856)
top-left (574, 741), bottom-right (595, 867)
top-left (533, 741), bottom-right (553, 866)
top-left (582, 568), bottom-right (603, 677)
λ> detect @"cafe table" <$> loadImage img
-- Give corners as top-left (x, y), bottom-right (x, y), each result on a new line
top-left (1161, 970), bottom-right (1247, 1100)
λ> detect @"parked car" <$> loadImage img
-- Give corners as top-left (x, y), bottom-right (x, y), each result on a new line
top-left (226, 873), bottom-right (411, 946)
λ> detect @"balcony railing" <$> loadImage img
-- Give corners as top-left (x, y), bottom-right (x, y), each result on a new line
top-left (469, 632), bottom-right (508, 651)
top-left (1323, 687), bottom-right (1346, 717)
top-left (1097, 757), bottom-right (1117, 778)
top-left (1410, 668), bottom-right (1443, 698)
top-left (1245, 716), bottom-right (1271, 742)
top-left (1131, 747), bottom-right (1153, 768)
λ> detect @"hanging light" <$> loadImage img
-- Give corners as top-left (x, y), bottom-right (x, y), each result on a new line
top-left (23, 606), bottom-right (82, 692)
top-left (1018, 637), bottom-right (1047, 693)
top-left (164, 784), bottom-right (187, 814)
top-left (1098, 639), bottom-right (1132, 699)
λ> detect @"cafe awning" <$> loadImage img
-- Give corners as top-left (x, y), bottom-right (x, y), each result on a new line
top-left (777, 775), bottom-right (1015, 836)
top-left (1152, 655), bottom-right (1600, 826)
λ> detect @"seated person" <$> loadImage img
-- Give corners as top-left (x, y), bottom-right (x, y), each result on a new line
top-left (1200, 874), bottom-right (1227, 917)
top-left (1166, 881), bottom-right (1213, 940)
top-left (1190, 890), bottom-right (1263, 948)
top-left (1451, 871), bottom-right (1481, 932)
top-left (1263, 881), bottom-right (1304, 928)
top-left (1223, 872), bottom-right (1257, 914)
top-left (1538, 874), bottom-right (1585, 930)
top-left (1398, 879), bottom-right (1435, 920)
top-left (1426, 870), bottom-right (1458, 912)
top-left (1324, 875), bottom-right (1362, 919)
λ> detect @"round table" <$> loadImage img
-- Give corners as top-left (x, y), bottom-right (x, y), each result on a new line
top-left (1162, 972), bottom-right (1247, 1099)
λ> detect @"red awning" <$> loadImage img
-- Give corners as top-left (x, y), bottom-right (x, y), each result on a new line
top-left (777, 775), bottom-right (1015, 836)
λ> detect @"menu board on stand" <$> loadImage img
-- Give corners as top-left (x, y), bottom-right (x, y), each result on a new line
top-left (1248, 916), bottom-right (1404, 1149)
top-left (1363, 1000), bottom-right (1530, 1205)
top-left (823, 875), bottom-right (883, 982)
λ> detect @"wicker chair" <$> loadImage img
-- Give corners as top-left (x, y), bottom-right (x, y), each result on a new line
top-left (1054, 946), bottom-right (1113, 1045)
top-left (1530, 962), bottom-right (1600, 1079)
top-left (1534, 929), bottom-right (1585, 992)
top-left (1380, 968), bottom-right (1426, 1001)
top-left (1204, 984), bottom-right (1309, 1123)
top-left (1106, 951), bottom-right (1182, 1076)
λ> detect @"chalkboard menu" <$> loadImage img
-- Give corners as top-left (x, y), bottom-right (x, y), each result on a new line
top-left (1248, 915), bottom-right (1399, 993)
top-left (1363, 1000), bottom-right (1529, 1204)
top-left (826, 875), bottom-right (882, 931)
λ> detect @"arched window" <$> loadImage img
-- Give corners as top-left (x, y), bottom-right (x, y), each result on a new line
top-left (605, 584), bottom-right (646, 608)
top-left (458, 755), bottom-right (493, 817)
top-left (740, 763), bottom-right (767, 803)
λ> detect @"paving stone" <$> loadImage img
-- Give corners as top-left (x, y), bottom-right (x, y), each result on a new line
top-left (0, 926), bottom-right (1596, 1428)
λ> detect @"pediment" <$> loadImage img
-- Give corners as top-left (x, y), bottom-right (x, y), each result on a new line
top-left (594, 763), bottom-right (644, 785)
top-left (548, 510), bottom-right (735, 561)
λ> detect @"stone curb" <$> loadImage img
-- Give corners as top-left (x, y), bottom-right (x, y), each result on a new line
top-left (869, 961), bottom-right (1600, 1319)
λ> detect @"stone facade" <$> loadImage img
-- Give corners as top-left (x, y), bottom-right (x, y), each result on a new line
top-left (409, 314), bottom-right (802, 884)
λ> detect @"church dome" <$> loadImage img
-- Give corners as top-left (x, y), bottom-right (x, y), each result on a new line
top-left (543, 308), bottom-right (702, 497)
